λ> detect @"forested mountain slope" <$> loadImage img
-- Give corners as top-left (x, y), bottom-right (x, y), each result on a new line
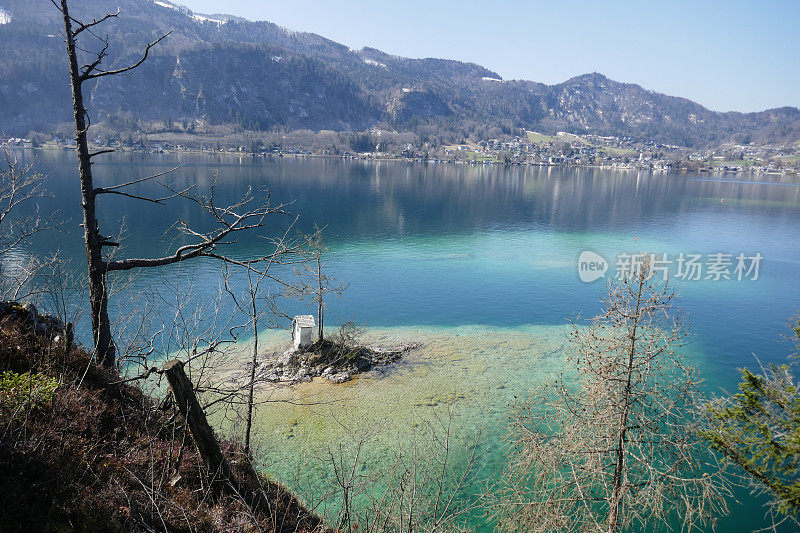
top-left (1, 0), bottom-right (798, 146)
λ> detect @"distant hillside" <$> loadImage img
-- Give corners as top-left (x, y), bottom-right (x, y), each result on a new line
top-left (1, 0), bottom-right (799, 147)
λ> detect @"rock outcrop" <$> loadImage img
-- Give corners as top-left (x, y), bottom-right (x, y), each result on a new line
top-left (256, 340), bottom-right (420, 384)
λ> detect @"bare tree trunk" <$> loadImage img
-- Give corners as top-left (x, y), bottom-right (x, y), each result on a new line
top-left (607, 275), bottom-right (644, 533)
top-left (495, 258), bottom-right (729, 532)
top-left (294, 228), bottom-right (344, 345)
top-left (317, 256), bottom-right (324, 343)
top-left (163, 360), bottom-right (233, 486)
top-left (244, 298), bottom-right (258, 455)
top-left (57, 0), bottom-right (298, 374)
top-left (59, 0), bottom-right (116, 367)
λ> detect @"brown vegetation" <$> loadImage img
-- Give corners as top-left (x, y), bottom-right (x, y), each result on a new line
top-left (0, 308), bottom-right (327, 532)
top-left (492, 257), bottom-right (730, 532)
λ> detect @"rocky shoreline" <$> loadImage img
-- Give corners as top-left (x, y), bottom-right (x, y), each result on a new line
top-left (255, 340), bottom-right (421, 384)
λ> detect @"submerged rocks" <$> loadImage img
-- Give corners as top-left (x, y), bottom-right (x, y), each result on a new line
top-left (324, 371), bottom-right (351, 384)
top-left (256, 340), bottom-right (421, 384)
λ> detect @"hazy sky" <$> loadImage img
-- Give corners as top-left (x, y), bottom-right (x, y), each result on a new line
top-left (179, 0), bottom-right (799, 112)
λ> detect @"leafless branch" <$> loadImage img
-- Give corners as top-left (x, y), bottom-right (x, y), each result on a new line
top-left (72, 8), bottom-right (119, 37)
top-left (82, 32), bottom-right (171, 81)
top-left (93, 183), bottom-right (193, 206)
top-left (105, 184), bottom-right (297, 273)
top-left (491, 254), bottom-right (731, 532)
top-left (93, 166), bottom-right (182, 193)
top-left (88, 148), bottom-right (115, 159)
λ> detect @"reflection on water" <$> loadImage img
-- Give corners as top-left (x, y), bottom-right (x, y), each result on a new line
top-left (16, 149), bottom-right (800, 375)
top-left (27, 150), bottom-right (800, 243)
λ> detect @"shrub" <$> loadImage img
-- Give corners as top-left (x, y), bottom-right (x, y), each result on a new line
top-left (0, 370), bottom-right (58, 412)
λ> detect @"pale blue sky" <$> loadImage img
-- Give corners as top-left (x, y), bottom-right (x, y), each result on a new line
top-left (179, 0), bottom-right (800, 112)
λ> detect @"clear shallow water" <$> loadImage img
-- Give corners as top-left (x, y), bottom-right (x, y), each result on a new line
top-left (213, 325), bottom-right (569, 526)
top-left (14, 150), bottom-right (800, 530)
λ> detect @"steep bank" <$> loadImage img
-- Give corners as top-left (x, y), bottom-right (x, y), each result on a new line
top-left (0, 303), bottom-right (326, 532)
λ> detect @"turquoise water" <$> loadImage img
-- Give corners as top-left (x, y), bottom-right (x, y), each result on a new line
top-left (13, 150), bottom-right (800, 530)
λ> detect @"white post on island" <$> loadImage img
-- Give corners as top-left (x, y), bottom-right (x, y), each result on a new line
top-left (291, 315), bottom-right (316, 351)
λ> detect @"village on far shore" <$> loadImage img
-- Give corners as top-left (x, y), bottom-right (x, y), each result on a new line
top-left (3, 127), bottom-right (799, 176)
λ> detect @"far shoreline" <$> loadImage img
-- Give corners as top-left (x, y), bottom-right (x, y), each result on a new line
top-left (8, 143), bottom-right (800, 179)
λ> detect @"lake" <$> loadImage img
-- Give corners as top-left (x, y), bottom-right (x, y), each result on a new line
top-left (11, 149), bottom-right (800, 531)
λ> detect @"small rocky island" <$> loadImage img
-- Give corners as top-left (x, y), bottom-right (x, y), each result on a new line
top-left (257, 321), bottom-right (419, 384)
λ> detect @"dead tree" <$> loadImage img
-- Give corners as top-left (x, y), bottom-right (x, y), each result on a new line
top-left (294, 227), bottom-right (347, 344)
top-left (53, 0), bottom-right (296, 367)
top-left (493, 255), bottom-right (730, 532)
top-left (221, 220), bottom-right (300, 456)
top-left (223, 265), bottom-right (272, 457)
top-left (300, 406), bottom-right (488, 532)
top-left (162, 359), bottom-right (233, 487)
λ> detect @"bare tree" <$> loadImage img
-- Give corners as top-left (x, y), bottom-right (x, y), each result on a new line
top-left (221, 219), bottom-right (304, 455)
top-left (223, 264), bottom-right (273, 457)
top-left (53, 0), bottom-right (297, 367)
top-left (294, 226), bottom-right (347, 344)
top-left (0, 151), bottom-right (60, 300)
top-left (492, 255), bottom-right (730, 532)
top-left (296, 406), bottom-right (487, 533)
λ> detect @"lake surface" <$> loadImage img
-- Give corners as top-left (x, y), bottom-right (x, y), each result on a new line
top-left (12, 150), bottom-right (800, 530)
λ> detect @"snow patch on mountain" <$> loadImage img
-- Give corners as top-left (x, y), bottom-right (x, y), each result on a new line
top-left (364, 58), bottom-right (387, 69)
top-left (0, 8), bottom-right (12, 25)
top-left (151, 1), bottom-right (226, 25)
top-left (192, 13), bottom-right (226, 26)
top-left (152, 1), bottom-right (177, 10)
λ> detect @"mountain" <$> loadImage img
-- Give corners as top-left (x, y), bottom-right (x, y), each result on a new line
top-left (1, 0), bottom-right (798, 147)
